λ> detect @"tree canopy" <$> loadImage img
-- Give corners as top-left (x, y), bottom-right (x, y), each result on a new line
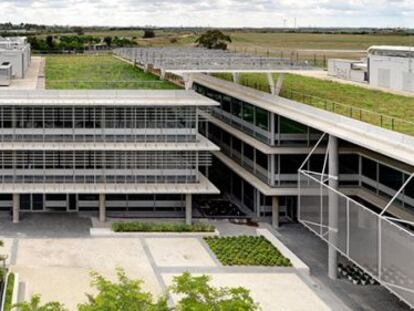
top-left (195, 30), bottom-right (232, 50)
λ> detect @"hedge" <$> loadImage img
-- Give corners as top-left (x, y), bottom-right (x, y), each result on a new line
top-left (112, 222), bottom-right (215, 233)
top-left (204, 236), bottom-right (292, 267)
top-left (3, 272), bottom-right (15, 311)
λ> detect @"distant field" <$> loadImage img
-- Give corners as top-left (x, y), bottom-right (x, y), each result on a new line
top-left (45, 55), bottom-right (178, 89)
top-left (214, 72), bottom-right (414, 136)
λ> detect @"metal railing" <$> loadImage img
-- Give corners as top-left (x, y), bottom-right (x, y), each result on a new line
top-left (298, 170), bottom-right (414, 308)
top-left (223, 75), bottom-right (414, 137)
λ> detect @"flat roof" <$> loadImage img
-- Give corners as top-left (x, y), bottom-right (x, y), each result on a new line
top-left (368, 45), bottom-right (414, 53)
top-left (0, 90), bottom-right (219, 107)
top-left (115, 47), bottom-right (317, 72)
top-left (194, 74), bottom-right (414, 167)
top-left (0, 174), bottom-right (220, 194)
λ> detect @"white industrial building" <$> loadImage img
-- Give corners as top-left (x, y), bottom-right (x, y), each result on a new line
top-left (0, 36), bottom-right (31, 79)
top-left (328, 45), bottom-right (414, 93)
top-left (368, 46), bottom-right (414, 93)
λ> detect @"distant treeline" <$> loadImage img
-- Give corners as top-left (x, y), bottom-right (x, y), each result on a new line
top-left (28, 35), bottom-right (137, 52)
top-left (0, 22), bottom-right (413, 36)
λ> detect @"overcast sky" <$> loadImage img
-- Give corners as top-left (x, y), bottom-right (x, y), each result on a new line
top-left (0, 0), bottom-right (413, 28)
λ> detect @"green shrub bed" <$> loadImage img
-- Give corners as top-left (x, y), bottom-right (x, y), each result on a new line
top-left (112, 222), bottom-right (215, 233)
top-left (4, 272), bottom-right (15, 311)
top-left (204, 236), bottom-right (292, 267)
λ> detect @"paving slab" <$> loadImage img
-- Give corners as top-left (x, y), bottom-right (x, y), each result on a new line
top-left (163, 272), bottom-right (331, 311)
top-left (12, 238), bottom-right (161, 311)
top-left (145, 237), bottom-right (217, 268)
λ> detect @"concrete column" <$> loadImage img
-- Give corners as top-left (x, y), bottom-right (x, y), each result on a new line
top-left (272, 196), bottom-right (280, 228)
top-left (183, 73), bottom-right (193, 90)
top-left (328, 135), bottom-right (339, 280)
top-left (99, 194), bottom-right (106, 223)
top-left (160, 69), bottom-right (166, 81)
top-left (185, 194), bottom-right (192, 225)
top-left (275, 73), bottom-right (285, 96)
top-left (232, 72), bottom-right (240, 84)
top-left (143, 64), bottom-right (149, 73)
top-left (266, 73), bottom-right (275, 95)
top-left (12, 193), bottom-right (20, 224)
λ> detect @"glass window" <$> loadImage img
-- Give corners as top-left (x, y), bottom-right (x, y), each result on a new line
top-left (280, 155), bottom-right (306, 174)
top-left (255, 107), bottom-right (269, 130)
top-left (256, 150), bottom-right (268, 170)
top-left (243, 144), bottom-right (254, 161)
top-left (404, 175), bottom-right (414, 199)
top-left (339, 154), bottom-right (359, 174)
top-left (362, 157), bottom-right (377, 181)
top-left (242, 103), bottom-right (254, 124)
top-left (231, 99), bottom-right (242, 119)
top-left (232, 137), bottom-right (242, 155)
top-left (280, 117), bottom-right (307, 134)
top-left (379, 164), bottom-right (403, 191)
top-left (222, 131), bottom-right (231, 146)
top-left (309, 155), bottom-right (326, 172)
top-left (222, 95), bottom-right (232, 113)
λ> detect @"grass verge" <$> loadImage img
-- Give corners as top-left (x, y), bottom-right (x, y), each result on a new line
top-left (45, 54), bottom-right (179, 90)
top-left (3, 272), bottom-right (15, 311)
top-left (214, 72), bottom-right (414, 136)
top-left (204, 236), bottom-right (292, 267)
top-left (112, 222), bottom-right (215, 233)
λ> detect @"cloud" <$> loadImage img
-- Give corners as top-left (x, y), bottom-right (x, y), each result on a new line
top-left (0, 0), bottom-right (412, 27)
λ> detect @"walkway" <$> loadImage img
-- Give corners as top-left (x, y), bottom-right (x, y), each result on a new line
top-left (272, 223), bottom-right (410, 311)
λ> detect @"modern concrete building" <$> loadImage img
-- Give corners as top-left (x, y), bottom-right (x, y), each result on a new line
top-left (114, 47), bottom-right (414, 308)
top-left (0, 90), bottom-right (219, 224)
top-left (368, 46), bottom-right (414, 93)
top-left (0, 36), bottom-right (31, 79)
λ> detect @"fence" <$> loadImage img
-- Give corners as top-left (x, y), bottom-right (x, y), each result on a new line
top-left (298, 170), bottom-right (414, 308)
top-left (227, 75), bottom-right (414, 137)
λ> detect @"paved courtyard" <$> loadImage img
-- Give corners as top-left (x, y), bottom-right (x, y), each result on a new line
top-left (0, 215), bottom-right (332, 311)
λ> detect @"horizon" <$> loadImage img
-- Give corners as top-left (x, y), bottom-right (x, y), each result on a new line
top-left (0, 0), bottom-right (413, 28)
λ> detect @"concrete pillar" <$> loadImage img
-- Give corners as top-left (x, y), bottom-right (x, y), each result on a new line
top-left (266, 73), bottom-right (275, 95)
top-left (232, 72), bottom-right (240, 84)
top-left (183, 73), bottom-right (194, 90)
top-left (185, 194), bottom-right (192, 225)
top-left (272, 196), bottom-right (280, 228)
top-left (160, 69), bottom-right (166, 81)
top-left (99, 194), bottom-right (106, 223)
top-left (275, 73), bottom-right (285, 96)
top-left (328, 135), bottom-right (339, 280)
top-left (12, 193), bottom-right (20, 224)
top-left (143, 64), bottom-right (149, 73)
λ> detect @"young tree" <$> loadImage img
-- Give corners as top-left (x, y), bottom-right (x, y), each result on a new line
top-left (78, 269), bottom-right (169, 311)
top-left (143, 29), bottom-right (156, 39)
top-left (171, 272), bottom-right (259, 311)
top-left (195, 30), bottom-right (232, 50)
top-left (103, 36), bottom-right (112, 47)
top-left (13, 295), bottom-right (68, 311)
top-left (46, 35), bottom-right (54, 49)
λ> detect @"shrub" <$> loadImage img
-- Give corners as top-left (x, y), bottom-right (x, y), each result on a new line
top-left (204, 236), bottom-right (292, 267)
top-left (4, 273), bottom-right (14, 311)
top-left (112, 222), bottom-right (215, 233)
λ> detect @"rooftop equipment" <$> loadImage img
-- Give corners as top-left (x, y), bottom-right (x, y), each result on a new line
top-left (0, 62), bottom-right (12, 86)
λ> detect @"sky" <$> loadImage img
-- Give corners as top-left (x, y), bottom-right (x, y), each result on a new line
top-left (0, 0), bottom-right (413, 28)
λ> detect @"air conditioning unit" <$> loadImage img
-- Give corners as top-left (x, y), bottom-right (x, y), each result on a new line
top-left (0, 62), bottom-right (12, 86)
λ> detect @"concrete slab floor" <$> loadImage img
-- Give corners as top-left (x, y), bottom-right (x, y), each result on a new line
top-left (273, 223), bottom-right (410, 311)
top-left (163, 272), bottom-right (330, 311)
top-left (6, 56), bottom-right (44, 90)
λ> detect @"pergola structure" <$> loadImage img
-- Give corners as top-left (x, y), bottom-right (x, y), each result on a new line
top-left (114, 47), bottom-right (318, 95)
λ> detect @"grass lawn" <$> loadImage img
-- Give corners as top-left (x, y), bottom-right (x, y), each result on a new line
top-left (45, 54), bottom-right (179, 90)
top-left (112, 222), bottom-right (215, 233)
top-left (214, 72), bottom-right (414, 136)
top-left (204, 236), bottom-right (291, 267)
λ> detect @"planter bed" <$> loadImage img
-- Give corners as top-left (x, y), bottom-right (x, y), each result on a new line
top-left (204, 236), bottom-right (292, 267)
top-left (112, 222), bottom-right (215, 233)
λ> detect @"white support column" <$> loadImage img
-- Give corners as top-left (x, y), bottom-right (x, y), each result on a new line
top-left (99, 194), bottom-right (106, 223)
top-left (272, 196), bottom-right (280, 228)
top-left (185, 194), bottom-right (192, 225)
top-left (182, 73), bottom-right (194, 90)
top-left (143, 64), bottom-right (149, 73)
top-left (232, 72), bottom-right (240, 84)
top-left (328, 135), bottom-right (339, 280)
top-left (12, 193), bottom-right (20, 224)
top-left (160, 69), bottom-right (166, 81)
top-left (275, 73), bottom-right (285, 96)
top-left (266, 72), bottom-right (276, 95)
